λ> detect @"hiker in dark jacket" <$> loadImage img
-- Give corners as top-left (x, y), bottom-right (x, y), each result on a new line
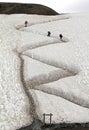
top-left (47, 31), bottom-right (51, 37)
top-left (59, 34), bottom-right (63, 40)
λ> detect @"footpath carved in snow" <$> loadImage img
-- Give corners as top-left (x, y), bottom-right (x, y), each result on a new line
top-left (16, 15), bottom-right (74, 124)
top-left (17, 14), bottom-right (89, 124)
top-left (1, 13), bottom-right (89, 130)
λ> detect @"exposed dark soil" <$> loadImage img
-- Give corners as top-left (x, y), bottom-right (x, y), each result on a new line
top-left (17, 119), bottom-right (89, 130)
top-left (0, 3), bottom-right (59, 15)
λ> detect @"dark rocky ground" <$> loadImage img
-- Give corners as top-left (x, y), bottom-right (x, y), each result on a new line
top-left (0, 3), bottom-right (59, 15)
top-left (17, 119), bottom-right (89, 130)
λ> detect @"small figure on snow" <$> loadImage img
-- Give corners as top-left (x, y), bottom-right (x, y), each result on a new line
top-left (24, 21), bottom-right (28, 27)
top-left (59, 34), bottom-right (63, 40)
top-left (47, 31), bottom-right (51, 37)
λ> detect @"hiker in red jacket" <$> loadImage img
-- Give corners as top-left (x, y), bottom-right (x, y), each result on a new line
top-left (25, 21), bottom-right (28, 27)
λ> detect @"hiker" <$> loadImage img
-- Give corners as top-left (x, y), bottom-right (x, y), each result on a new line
top-left (59, 34), bottom-right (63, 40)
top-left (25, 21), bottom-right (28, 27)
top-left (47, 31), bottom-right (51, 37)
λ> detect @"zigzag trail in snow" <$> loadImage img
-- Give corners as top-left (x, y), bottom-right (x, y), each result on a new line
top-left (14, 51), bottom-right (38, 120)
top-left (16, 16), bottom-right (69, 52)
top-left (16, 15), bottom-right (82, 111)
top-left (17, 16), bottom-right (73, 73)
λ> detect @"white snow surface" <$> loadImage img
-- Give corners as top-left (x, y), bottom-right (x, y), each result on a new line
top-left (0, 13), bottom-right (89, 130)
top-left (22, 55), bottom-right (71, 88)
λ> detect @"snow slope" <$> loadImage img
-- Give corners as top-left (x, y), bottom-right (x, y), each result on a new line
top-left (0, 13), bottom-right (89, 130)
top-left (22, 55), bottom-right (72, 88)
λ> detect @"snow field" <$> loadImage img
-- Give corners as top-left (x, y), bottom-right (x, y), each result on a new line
top-left (0, 12), bottom-right (89, 130)
top-left (0, 14), bottom-right (70, 130)
top-left (21, 13), bottom-right (89, 124)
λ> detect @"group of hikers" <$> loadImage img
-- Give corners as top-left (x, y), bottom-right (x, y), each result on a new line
top-left (24, 21), bottom-right (63, 40)
top-left (47, 31), bottom-right (63, 40)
